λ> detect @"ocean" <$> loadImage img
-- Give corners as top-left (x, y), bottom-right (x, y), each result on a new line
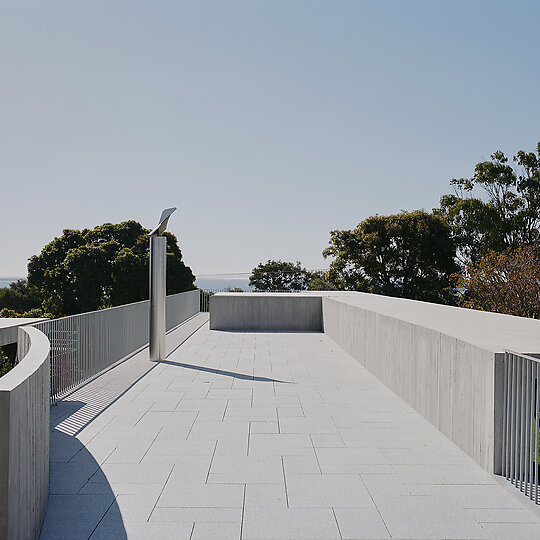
top-left (0, 279), bottom-right (21, 289)
top-left (194, 278), bottom-right (252, 291)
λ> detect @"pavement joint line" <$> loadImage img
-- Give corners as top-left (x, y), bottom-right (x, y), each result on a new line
top-left (87, 495), bottom-right (117, 539)
top-left (148, 463), bottom-right (175, 522)
top-left (247, 421), bottom-right (251, 456)
top-left (332, 507), bottom-right (344, 540)
top-left (310, 434), bottom-right (324, 474)
top-left (281, 456), bottom-right (289, 508)
top-left (239, 483), bottom-right (246, 540)
top-left (362, 470), bottom-right (397, 538)
top-left (185, 411), bottom-right (200, 440)
top-left (139, 425), bottom-right (164, 464)
top-left (222, 398), bottom-right (230, 421)
top-left (206, 440), bottom-right (218, 484)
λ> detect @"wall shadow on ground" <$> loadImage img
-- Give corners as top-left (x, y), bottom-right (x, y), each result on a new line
top-left (39, 401), bottom-right (127, 540)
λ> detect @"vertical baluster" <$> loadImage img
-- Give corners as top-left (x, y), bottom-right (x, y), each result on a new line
top-left (534, 362), bottom-right (540, 504)
top-left (502, 354), bottom-right (508, 478)
top-left (510, 354), bottom-right (516, 484)
top-left (525, 359), bottom-right (531, 496)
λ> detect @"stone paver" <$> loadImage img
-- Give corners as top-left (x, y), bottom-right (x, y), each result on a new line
top-left (40, 314), bottom-right (540, 539)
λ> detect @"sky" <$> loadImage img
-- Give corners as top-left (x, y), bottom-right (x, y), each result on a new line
top-left (1, 0), bottom-right (539, 278)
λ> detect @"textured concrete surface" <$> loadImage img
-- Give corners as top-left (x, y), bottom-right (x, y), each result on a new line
top-left (0, 326), bottom-right (50, 539)
top-left (39, 315), bottom-right (540, 539)
top-left (210, 294), bottom-right (322, 332)
top-left (322, 296), bottom-right (502, 473)
top-left (0, 317), bottom-right (47, 346)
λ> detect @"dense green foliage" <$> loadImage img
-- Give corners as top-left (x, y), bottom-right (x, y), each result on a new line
top-left (0, 345), bottom-right (16, 377)
top-left (323, 210), bottom-right (458, 303)
top-left (437, 142), bottom-right (540, 267)
top-left (26, 221), bottom-right (195, 317)
top-left (249, 260), bottom-right (315, 291)
top-left (0, 280), bottom-right (42, 313)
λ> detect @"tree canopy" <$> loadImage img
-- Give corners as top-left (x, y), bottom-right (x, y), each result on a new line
top-left (249, 260), bottom-right (315, 291)
top-left (458, 247), bottom-right (540, 318)
top-left (323, 210), bottom-right (458, 303)
top-left (27, 220), bottom-right (195, 317)
top-left (437, 142), bottom-right (540, 267)
top-left (0, 280), bottom-right (42, 315)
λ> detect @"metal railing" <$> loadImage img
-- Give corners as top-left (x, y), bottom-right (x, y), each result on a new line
top-left (32, 290), bottom-right (199, 402)
top-left (502, 351), bottom-right (540, 503)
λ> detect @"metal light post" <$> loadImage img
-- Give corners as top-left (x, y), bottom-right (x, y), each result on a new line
top-left (149, 207), bottom-right (176, 361)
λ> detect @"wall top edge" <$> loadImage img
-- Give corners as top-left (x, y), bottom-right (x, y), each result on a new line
top-left (0, 326), bottom-right (50, 391)
top-left (322, 293), bottom-right (540, 355)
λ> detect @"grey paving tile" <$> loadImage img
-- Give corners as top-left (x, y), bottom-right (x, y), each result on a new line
top-left (375, 494), bottom-right (489, 539)
top-left (89, 463), bottom-right (173, 484)
top-left (393, 463), bottom-right (497, 485)
top-left (157, 482), bottom-right (245, 508)
top-left (150, 507), bottom-right (242, 522)
top-left (244, 484), bottom-right (288, 508)
top-left (39, 494), bottom-right (115, 539)
top-left (466, 507), bottom-right (540, 523)
top-left (334, 507), bottom-right (391, 539)
top-left (286, 473), bottom-right (374, 508)
top-left (478, 522), bottom-right (540, 539)
top-left (250, 421), bottom-right (279, 434)
top-left (242, 507), bottom-right (341, 539)
top-left (409, 484), bottom-right (530, 508)
top-left (310, 433), bottom-right (345, 447)
top-left (209, 454), bottom-right (283, 484)
top-left (191, 522), bottom-right (242, 539)
top-left (283, 453), bottom-right (321, 474)
top-left (90, 512), bottom-right (193, 540)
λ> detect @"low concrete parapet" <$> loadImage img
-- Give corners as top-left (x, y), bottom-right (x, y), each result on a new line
top-left (0, 326), bottom-right (50, 540)
top-left (210, 293), bottom-right (323, 331)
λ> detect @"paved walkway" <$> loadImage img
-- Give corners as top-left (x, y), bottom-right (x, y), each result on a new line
top-left (41, 314), bottom-right (540, 539)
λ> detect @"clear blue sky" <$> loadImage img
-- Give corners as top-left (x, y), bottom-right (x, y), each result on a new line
top-left (1, 1), bottom-right (539, 277)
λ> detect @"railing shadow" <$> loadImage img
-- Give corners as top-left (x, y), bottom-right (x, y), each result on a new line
top-left (158, 359), bottom-right (291, 383)
top-left (40, 401), bottom-right (127, 540)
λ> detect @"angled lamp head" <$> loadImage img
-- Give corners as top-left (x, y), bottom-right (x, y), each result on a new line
top-left (149, 207), bottom-right (177, 236)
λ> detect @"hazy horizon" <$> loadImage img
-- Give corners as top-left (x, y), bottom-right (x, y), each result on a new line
top-left (2, 1), bottom-right (539, 277)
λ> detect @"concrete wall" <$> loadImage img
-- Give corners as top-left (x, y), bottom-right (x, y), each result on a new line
top-left (0, 326), bottom-right (50, 540)
top-left (322, 297), bottom-right (502, 473)
top-left (0, 318), bottom-right (47, 347)
top-left (210, 294), bottom-right (322, 332)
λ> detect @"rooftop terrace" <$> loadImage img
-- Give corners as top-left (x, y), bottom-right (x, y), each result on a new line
top-left (41, 311), bottom-right (540, 539)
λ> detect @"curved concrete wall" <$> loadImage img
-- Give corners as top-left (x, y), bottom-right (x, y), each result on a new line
top-left (0, 326), bottom-right (50, 540)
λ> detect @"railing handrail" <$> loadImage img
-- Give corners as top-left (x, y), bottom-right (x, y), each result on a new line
top-left (505, 350), bottom-right (540, 364)
top-left (37, 288), bottom-right (197, 324)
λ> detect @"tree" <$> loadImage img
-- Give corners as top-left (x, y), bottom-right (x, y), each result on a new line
top-left (28, 220), bottom-right (195, 316)
top-left (323, 210), bottom-right (458, 303)
top-left (0, 279), bottom-right (42, 314)
top-left (249, 260), bottom-right (314, 291)
top-left (437, 142), bottom-right (540, 267)
top-left (457, 246), bottom-right (540, 318)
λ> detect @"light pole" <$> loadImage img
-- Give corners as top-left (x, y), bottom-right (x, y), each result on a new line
top-left (148, 207), bottom-right (176, 362)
